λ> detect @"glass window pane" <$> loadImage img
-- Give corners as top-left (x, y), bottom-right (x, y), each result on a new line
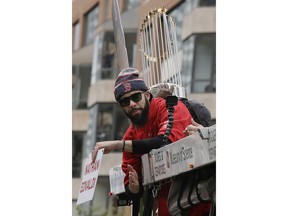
top-left (73, 22), bottom-right (80, 51)
top-left (72, 133), bottom-right (85, 178)
top-left (182, 34), bottom-right (216, 93)
top-left (85, 6), bottom-right (99, 45)
top-left (193, 80), bottom-right (210, 93)
top-left (194, 35), bottom-right (215, 80)
top-left (72, 65), bottom-right (91, 109)
top-left (100, 31), bottom-right (137, 80)
top-left (181, 36), bottom-right (195, 92)
top-left (101, 32), bottom-right (117, 79)
top-left (72, 65), bottom-right (80, 109)
top-left (97, 104), bottom-right (114, 141)
top-left (79, 65), bottom-right (91, 108)
top-left (125, 32), bottom-right (137, 68)
top-left (192, 34), bottom-right (216, 93)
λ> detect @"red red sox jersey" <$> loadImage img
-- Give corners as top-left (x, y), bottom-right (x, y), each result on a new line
top-left (122, 97), bottom-right (192, 215)
top-left (122, 97), bottom-right (191, 185)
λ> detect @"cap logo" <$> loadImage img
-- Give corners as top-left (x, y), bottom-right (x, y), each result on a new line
top-left (123, 82), bottom-right (131, 92)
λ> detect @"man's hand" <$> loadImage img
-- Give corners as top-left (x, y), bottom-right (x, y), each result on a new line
top-left (92, 140), bottom-right (121, 162)
top-left (183, 118), bottom-right (204, 136)
top-left (127, 164), bottom-right (139, 194)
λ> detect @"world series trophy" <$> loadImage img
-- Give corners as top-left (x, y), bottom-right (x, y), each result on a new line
top-left (138, 8), bottom-right (187, 98)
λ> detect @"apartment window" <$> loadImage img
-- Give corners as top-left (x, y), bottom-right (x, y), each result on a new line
top-left (84, 5), bottom-right (99, 45)
top-left (96, 104), bottom-right (113, 141)
top-left (124, 32), bottom-right (137, 67)
top-left (73, 22), bottom-right (80, 51)
top-left (182, 34), bottom-right (216, 93)
top-left (101, 32), bottom-right (117, 79)
top-left (72, 132), bottom-right (86, 178)
top-left (100, 31), bottom-right (137, 79)
top-left (182, 35), bottom-right (195, 92)
top-left (72, 65), bottom-right (92, 109)
top-left (96, 103), bottom-right (129, 150)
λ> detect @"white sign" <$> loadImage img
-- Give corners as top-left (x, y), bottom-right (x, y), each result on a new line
top-left (76, 149), bottom-right (104, 205)
top-left (109, 165), bottom-right (126, 195)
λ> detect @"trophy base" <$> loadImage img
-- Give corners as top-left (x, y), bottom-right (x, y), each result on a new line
top-left (149, 83), bottom-right (187, 99)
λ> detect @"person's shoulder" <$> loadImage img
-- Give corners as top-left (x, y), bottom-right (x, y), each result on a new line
top-left (151, 97), bottom-right (166, 104)
top-left (152, 97), bottom-right (189, 110)
top-left (151, 97), bottom-right (166, 108)
top-left (177, 99), bottom-right (193, 114)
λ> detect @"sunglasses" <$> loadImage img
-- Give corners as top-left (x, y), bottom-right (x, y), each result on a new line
top-left (119, 92), bottom-right (143, 107)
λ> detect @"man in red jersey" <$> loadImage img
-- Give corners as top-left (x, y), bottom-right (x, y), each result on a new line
top-left (92, 68), bottom-right (210, 216)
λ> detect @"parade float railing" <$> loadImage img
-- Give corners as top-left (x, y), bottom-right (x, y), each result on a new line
top-left (109, 125), bottom-right (216, 199)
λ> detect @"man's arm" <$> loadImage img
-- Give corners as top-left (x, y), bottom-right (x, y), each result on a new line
top-left (91, 135), bottom-right (168, 162)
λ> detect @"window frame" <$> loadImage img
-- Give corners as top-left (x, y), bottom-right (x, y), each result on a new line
top-left (83, 4), bottom-right (100, 45)
top-left (72, 132), bottom-right (86, 178)
top-left (72, 64), bottom-right (92, 110)
top-left (191, 33), bottom-right (216, 93)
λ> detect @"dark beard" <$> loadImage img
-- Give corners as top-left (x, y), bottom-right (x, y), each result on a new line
top-left (124, 97), bottom-right (150, 127)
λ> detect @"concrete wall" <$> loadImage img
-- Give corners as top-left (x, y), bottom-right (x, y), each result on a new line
top-left (182, 7), bottom-right (216, 40)
top-left (72, 110), bottom-right (90, 131)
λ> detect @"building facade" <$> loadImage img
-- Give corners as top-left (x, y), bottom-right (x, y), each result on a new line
top-left (72, 0), bottom-right (216, 215)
